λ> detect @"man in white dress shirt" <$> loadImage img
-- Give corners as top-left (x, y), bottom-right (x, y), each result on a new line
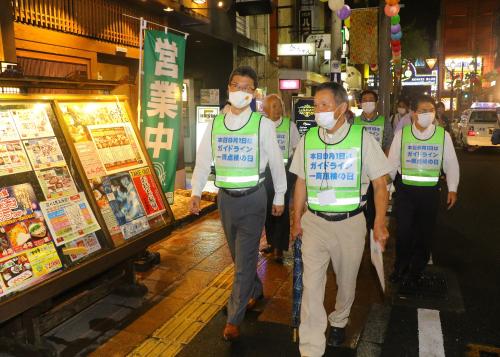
top-left (388, 95), bottom-right (459, 284)
top-left (189, 66), bottom-right (287, 341)
top-left (260, 94), bottom-right (300, 263)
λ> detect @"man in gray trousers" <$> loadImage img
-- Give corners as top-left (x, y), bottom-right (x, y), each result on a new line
top-left (189, 66), bottom-right (287, 341)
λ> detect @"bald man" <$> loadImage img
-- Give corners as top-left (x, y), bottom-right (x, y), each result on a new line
top-left (261, 94), bottom-right (300, 262)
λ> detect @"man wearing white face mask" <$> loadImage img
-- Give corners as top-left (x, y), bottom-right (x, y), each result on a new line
top-left (290, 82), bottom-right (390, 356)
top-left (190, 66), bottom-right (287, 341)
top-left (354, 90), bottom-right (394, 154)
top-left (388, 95), bottom-right (459, 285)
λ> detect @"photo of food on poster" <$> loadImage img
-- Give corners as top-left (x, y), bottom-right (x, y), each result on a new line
top-left (90, 178), bottom-right (121, 237)
top-left (0, 184), bottom-right (53, 258)
top-left (0, 242), bottom-right (62, 296)
top-left (64, 233), bottom-right (102, 263)
top-left (40, 193), bottom-right (101, 246)
top-left (88, 123), bottom-right (146, 174)
top-left (35, 166), bottom-right (78, 200)
top-left (23, 137), bottom-right (66, 170)
top-left (10, 108), bottom-right (55, 139)
top-left (102, 172), bottom-right (150, 240)
top-left (0, 111), bottom-right (20, 142)
top-left (74, 142), bottom-right (106, 179)
top-left (0, 141), bottom-right (32, 177)
top-left (129, 167), bottom-right (165, 218)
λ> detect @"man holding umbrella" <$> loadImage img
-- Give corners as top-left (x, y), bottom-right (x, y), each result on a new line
top-left (290, 82), bottom-right (390, 356)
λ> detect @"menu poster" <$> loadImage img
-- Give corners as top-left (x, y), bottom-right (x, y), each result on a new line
top-left (88, 123), bottom-right (146, 174)
top-left (23, 137), bottom-right (66, 170)
top-left (64, 233), bottom-right (102, 263)
top-left (35, 166), bottom-right (78, 200)
top-left (0, 111), bottom-right (20, 142)
top-left (129, 167), bottom-right (165, 217)
top-left (40, 193), bottom-right (101, 246)
top-left (90, 179), bottom-right (121, 237)
top-left (0, 242), bottom-right (62, 296)
top-left (10, 108), bottom-right (55, 139)
top-left (0, 141), bottom-right (32, 177)
top-left (74, 142), bottom-right (106, 179)
top-left (0, 184), bottom-right (52, 258)
top-left (102, 172), bottom-right (150, 240)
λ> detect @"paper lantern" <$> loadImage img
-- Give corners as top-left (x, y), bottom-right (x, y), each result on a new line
top-left (390, 15), bottom-right (400, 25)
top-left (392, 52), bottom-right (402, 59)
top-left (336, 5), bottom-right (351, 20)
top-left (328, 0), bottom-right (344, 11)
top-left (384, 5), bottom-right (400, 17)
top-left (385, 0), bottom-right (399, 5)
top-left (391, 31), bottom-right (402, 40)
top-left (391, 24), bottom-right (401, 34)
top-left (392, 44), bottom-right (401, 52)
top-left (345, 17), bottom-right (351, 28)
top-left (391, 39), bottom-right (401, 47)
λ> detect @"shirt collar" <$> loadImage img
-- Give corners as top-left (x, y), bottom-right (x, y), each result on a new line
top-left (319, 120), bottom-right (350, 144)
top-left (227, 106), bottom-right (252, 120)
top-left (412, 123), bottom-right (435, 138)
top-left (273, 117), bottom-right (283, 127)
top-left (361, 112), bottom-right (379, 122)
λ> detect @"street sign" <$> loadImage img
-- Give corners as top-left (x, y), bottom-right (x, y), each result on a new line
top-left (305, 34), bottom-right (331, 50)
top-left (300, 10), bottom-right (312, 34)
top-left (278, 43), bottom-right (316, 56)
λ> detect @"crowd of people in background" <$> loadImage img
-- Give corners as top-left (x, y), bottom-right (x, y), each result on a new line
top-left (189, 65), bottom-right (460, 357)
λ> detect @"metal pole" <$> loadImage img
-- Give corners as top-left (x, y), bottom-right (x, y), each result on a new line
top-left (330, 10), bottom-right (342, 83)
top-left (137, 18), bottom-right (146, 129)
top-left (450, 68), bottom-right (454, 122)
top-left (377, 0), bottom-right (391, 121)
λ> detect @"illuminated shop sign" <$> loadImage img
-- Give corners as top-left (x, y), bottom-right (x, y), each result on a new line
top-left (279, 79), bottom-right (301, 90)
top-left (278, 43), bottom-right (316, 56)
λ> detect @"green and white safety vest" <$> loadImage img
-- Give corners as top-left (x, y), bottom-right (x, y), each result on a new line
top-left (275, 117), bottom-right (291, 165)
top-left (401, 125), bottom-right (444, 187)
top-left (211, 112), bottom-right (261, 189)
top-left (354, 115), bottom-right (385, 146)
top-left (304, 125), bottom-right (363, 213)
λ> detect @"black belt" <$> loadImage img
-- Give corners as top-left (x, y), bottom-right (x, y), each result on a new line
top-left (221, 182), bottom-right (263, 198)
top-left (308, 206), bottom-right (364, 222)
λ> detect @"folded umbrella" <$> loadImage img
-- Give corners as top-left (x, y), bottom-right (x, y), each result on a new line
top-left (292, 236), bottom-right (303, 342)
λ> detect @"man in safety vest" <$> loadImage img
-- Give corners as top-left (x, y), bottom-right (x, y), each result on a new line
top-left (353, 90), bottom-right (394, 231)
top-left (353, 89), bottom-right (394, 154)
top-left (290, 82), bottom-right (390, 356)
top-left (388, 95), bottom-right (459, 285)
top-left (189, 66), bottom-right (287, 341)
top-left (260, 94), bottom-right (300, 263)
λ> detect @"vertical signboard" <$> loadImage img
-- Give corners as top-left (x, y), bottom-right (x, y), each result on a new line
top-left (292, 97), bottom-right (316, 136)
top-left (141, 30), bottom-right (186, 204)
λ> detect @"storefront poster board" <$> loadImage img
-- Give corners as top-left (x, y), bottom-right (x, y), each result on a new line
top-left (292, 97), bottom-right (316, 137)
top-left (57, 100), bottom-right (172, 245)
top-left (196, 106), bottom-right (219, 152)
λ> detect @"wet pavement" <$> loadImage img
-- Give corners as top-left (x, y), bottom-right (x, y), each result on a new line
top-left (38, 148), bottom-right (500, 356)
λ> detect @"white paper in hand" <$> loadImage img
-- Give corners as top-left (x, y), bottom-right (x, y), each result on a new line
top-left (370, 229), bottom-right (385, 292)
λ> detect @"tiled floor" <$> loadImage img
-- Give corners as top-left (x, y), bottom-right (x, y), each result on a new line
top-left (44, 199), bottom-right (394, 356)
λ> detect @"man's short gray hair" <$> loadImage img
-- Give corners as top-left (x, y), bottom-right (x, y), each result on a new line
top-left (264, 93), bottom-right (285, 113)
top-left (316, 82), bottom-right (349, 105)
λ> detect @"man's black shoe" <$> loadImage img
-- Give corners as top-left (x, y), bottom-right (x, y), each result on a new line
top-left (260, 246), bottom-right (273, 254)
top-left (327, 326), bottom-right (346, 347)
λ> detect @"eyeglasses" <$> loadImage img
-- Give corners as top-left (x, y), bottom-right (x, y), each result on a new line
top-left (229, 82), bottom-right (255, 93)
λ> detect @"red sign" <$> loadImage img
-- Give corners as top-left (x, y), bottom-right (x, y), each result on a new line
top-left (130, 167), bottom-right (165, 217)
top-left (279, 79), bottom-right (301, 90)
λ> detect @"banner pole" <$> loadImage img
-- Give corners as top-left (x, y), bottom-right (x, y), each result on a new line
top-left (137, 18), bottom-right (146, 129)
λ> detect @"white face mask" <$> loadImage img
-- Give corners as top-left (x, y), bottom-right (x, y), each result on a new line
top-left (362, 101), bottom-right (376, 114)
top-left (229, 91), bottom-right (253, 109)
top-left (417, 112), bottom-right (435, 128)
top-left (397, 107), bottom-right (407, 115)
top-left (315, 108), bottom-right (341, 130)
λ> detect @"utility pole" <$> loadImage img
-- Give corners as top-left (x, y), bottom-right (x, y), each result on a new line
top-left (330, 9), bottom-right (342, 83)
top-left (377, 0), bottom-right (391, 121)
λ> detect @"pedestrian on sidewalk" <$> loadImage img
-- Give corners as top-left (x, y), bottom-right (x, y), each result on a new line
top-left (353, 91), bottom-right (393, 231)
top-left (290, 82), bottom-right (390, 357)
top-left (189, 66), bottom-right (287, 341)
top-left (260, 94), bottom-right (300, 263)
top-left (388, 95), bottom-right (460, 285)
top-left (391, 98), bottom-right (411, 132)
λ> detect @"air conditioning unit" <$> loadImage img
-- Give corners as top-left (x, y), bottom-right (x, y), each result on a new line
top-left (234, 0), bottom-right (272, 16)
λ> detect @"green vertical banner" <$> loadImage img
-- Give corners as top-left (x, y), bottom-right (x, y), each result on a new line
top-left (141, 29), bottom-right (186, 204)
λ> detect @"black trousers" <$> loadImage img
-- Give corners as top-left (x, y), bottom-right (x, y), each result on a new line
top-left (263, 165), bottom-right (296, 251)
top-left (393, 175), bottom-right (441, 277)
